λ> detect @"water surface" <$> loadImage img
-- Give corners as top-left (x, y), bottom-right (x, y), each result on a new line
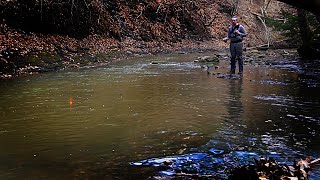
top-left (0, 53), bottom-right (319, 179)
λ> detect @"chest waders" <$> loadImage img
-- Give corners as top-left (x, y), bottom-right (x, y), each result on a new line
top-left (229, 25), bottom-right (244, 74)
top-left (230, 41), bottom-right (243, 74)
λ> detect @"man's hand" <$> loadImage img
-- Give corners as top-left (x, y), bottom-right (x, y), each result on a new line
top-left (235, 30), bottom-right (241, 35)
top-left (223, 37), bottom-right (228, 43)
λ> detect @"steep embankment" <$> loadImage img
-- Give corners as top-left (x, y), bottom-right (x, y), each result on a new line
top-left (0, 0), bottom-right (292, 77)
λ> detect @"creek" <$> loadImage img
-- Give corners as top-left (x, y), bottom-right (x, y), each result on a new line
top-left (0, 53), bottom-right (319, 179)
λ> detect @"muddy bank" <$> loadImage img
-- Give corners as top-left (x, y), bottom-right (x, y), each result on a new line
top-left (0, 45), bottom-right (300, 79)
top-left (0, 30), bottom-right (300, 79)
top-left (0, 27), bottom-right (229, 78)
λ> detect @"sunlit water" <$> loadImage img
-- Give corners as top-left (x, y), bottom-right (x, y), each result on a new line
top-left (0, 53), bottom-right (320, 179)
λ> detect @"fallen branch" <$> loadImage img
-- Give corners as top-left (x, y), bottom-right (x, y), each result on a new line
top-left (204, 15), bottom-right (216, 27)
top-left (246, 43), bottom-right (270, 50)
top-left (246, 39), bottom-right (292, 50)
top-left (250, 12), bottom-right (263, 18)
top-left (252, 8), bottom-right (271, 48)
top-left (310, 158), bottom-right (320, 166)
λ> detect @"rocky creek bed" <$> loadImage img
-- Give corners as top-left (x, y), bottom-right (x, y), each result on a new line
top-left (0, 47), bottom-right (298, 77)
top-left (2, 45), bottom-right (320, 88)
top-left (131, 147), bottom-right (320, 180)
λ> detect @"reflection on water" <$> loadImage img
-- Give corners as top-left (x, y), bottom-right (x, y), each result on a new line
top-left (0, 53), bottom-right (320, 179)
top-left (226, 78), bottom-right (244, 128)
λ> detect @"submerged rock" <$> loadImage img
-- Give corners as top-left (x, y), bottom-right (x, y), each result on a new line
top-left (216, 73), bottom-right (242, 80)
top-left (131, 149), bottom-right (259, 179)
top-left (208, 148), bottom-right (224, 155)
top-left (131, 149), bottom-right (319, 180)
top-left (195, 55), bottom-right (219, 63)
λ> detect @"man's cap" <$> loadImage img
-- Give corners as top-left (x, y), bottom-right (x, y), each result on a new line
top-left (231, 16), bottom-right (238, 20)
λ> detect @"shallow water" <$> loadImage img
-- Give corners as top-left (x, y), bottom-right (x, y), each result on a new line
top-left (0, 53), bottom-right (319, 179)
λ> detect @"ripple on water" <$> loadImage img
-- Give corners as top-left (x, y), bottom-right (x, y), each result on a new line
top-left (254, 94), bottom-right (296, 108)
top-left (254, 94), bottom-right (292, 102)
top-left (259, 80), bottom-right (290, 85)
top-left (286, 114), bottom-right (320, 125)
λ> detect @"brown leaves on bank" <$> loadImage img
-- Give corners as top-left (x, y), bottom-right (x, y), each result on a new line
top-left (0, 0), bottom-right (232, 76)
top-left (1, 0), bottom-right (231, 41)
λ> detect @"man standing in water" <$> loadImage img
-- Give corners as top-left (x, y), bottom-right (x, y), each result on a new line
top-left (223, 16), bottom-right (247, 75)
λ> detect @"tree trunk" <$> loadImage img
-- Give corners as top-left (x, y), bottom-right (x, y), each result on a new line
top-left (297, 9), bottom-right (312, 46)
top-left (277, 0), bottom-right (320, 17)
top-left (297, 8), bottom-right (320, 59)
top-left (317, 15), bottom-right (320, 24)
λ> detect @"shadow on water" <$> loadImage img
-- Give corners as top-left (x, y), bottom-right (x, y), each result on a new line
top-left (0, 53), bottom-right (320, 179)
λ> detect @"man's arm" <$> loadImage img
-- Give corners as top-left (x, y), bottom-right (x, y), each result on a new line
top-left (236, 25), bottom-right (247, 38)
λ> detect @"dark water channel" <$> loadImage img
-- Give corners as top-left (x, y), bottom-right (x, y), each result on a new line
top-left (0, 53), bottom-right (320, 179)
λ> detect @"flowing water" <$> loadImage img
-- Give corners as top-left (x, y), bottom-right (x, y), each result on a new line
top-left (0, 53), bottom-right (320, 179)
